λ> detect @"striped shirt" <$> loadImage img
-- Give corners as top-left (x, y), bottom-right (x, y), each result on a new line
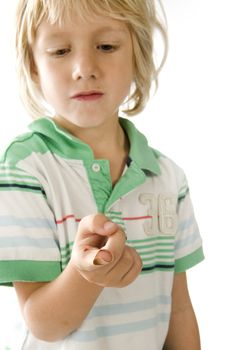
top-left (0, 117), bottom-right (204, 349)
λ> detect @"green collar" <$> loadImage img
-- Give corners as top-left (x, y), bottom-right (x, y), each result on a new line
top-left (120, 118), bottom-right (161, 175)
top-left (29, 117), bottom-right (161, 175)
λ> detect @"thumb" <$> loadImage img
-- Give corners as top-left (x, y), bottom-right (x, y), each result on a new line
top-left (74, 246), bottom-right (113, 271)
top-left (93, 249), bottom-right (113, 265)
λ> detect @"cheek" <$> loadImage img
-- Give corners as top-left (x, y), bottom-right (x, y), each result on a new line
top-left (120, 53), bottom-right (134, 84)
top-left (38, 65), bottom-right (64, 95)
top-left (120, 63), bottom-right (134, 93)
top-left (38, 61), bottom-right (61, 83)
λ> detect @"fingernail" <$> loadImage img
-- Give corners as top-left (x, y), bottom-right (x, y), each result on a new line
top-left (93, 249), bottom-right (113, 265)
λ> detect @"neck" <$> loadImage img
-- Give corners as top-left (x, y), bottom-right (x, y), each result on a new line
top-left (54, 115), bottom-right (130, 185)
top-left (54, 116), bottom-right (129, 160)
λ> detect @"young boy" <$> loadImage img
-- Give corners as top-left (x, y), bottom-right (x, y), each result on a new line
top-left (0, 0), bottom-right (204, 349)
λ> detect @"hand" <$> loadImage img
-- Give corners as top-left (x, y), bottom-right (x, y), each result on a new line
top-left (71, 214), bottom-right (142, 287)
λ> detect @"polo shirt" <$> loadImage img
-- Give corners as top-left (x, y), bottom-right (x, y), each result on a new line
top-left (0, 117), bottom-right (204, 349)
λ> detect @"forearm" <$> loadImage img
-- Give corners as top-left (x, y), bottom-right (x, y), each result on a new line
top-left (163, 304), bottom-right (201, 350)
top-left (18, 262), bottom-right (103, 342)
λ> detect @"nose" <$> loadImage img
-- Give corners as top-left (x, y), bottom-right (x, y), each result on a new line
top-left (72, 49), bottom-right (99, 81)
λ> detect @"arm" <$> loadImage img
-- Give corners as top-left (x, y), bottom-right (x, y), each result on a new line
top-left (14, 262), bottom-right (103, 342)
top-left (14, 214), bottom-right (142, 342)
top-left (163, 272), bottom-right (201, 350)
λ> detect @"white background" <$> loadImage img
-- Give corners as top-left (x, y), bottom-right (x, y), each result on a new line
top-left (0, 1), bottom-right (232, 349)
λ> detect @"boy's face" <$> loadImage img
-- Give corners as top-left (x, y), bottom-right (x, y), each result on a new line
top-left (32, 13), bottom-right (134, 130)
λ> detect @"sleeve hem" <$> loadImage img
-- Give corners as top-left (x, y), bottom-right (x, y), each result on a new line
top-left (0, 260), bottom-right (61, 286)
top-left (174, 247), bottom-right (204, 273)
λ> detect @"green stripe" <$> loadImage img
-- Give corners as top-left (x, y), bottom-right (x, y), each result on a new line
top-left (61, 248), bottom-right (175, 266)
top-left (61, 257), bottom-right (71, 268)
top-left (0, 260), bottom-right (61, 286)
top-left (106, 212), bottom-right (125, 229)
top-left (60, 240), bottom-right (174, 257)
top-left (178, 184), bottom-right (187, 193)
top-left (60, 241), bottom-right (74, 253)
top-left (61, 258), bottom-right (70, 269)
top-left (140, 248), bottom-right (173, 256)
top-left (142, 255), bottom-right (174, 262)
top-left (175, 247), bottom-right (204, 273)
top-left (106, 216), bottom-right (124, 222)
top-left (129, 241), bottom-right (174, 250)
top-left (0, 173), bottom-right (37, 180)
top-left (61, 249), bottom-right (72, 259)
top-left (0, 165), bottom-right (25, 172)
top-left (127, 236), bottom-right (174, 244)
top-left (106, 211), bottom-right (122, 215)
top-left (178, 188), bottom-right (189, 201)
top-left (61, 255), bottom-right (175, 270)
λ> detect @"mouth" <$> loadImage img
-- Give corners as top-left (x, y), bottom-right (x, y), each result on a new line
top-left (71, 91), bottom-right (104, 101)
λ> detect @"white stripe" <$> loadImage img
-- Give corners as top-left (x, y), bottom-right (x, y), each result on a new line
top-left (0, 247), bottom-right (60, 261)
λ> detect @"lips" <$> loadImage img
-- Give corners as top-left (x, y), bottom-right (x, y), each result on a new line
top-left (71, 91), bottom-right (104, 101)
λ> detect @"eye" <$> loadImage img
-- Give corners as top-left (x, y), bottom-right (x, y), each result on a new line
top-left (97, 44), bottom-right (116, 52)
top-left (51, 48), bottom-right (71, 57)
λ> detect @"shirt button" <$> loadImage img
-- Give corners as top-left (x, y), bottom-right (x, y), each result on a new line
top-left (92, 163), bottom-right (101, 172)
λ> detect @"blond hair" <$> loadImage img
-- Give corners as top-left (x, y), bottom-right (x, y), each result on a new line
top-left (16, 0), bottom-right (168, 119)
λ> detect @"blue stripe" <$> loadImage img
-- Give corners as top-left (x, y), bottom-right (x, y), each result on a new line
top-left (88, 295), bottom-right (171, 319)
top-left (0, 236), bottom-right (58, 249)
top-left (72, 313), bottom-right (170, 342)
top-left (0, 215), bottom-right (56, 230)
top-left (178, 216), bottom-right (195, 232)
top-left (175, 229), bottom-right (200, 250)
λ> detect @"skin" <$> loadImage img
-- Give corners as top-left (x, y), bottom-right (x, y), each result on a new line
top-left (13, 12), bottom-right (201, 348)
top-left (32, 14), bottom-right (133, 130)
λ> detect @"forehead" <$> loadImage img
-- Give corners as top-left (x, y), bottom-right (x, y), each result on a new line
top-left (35, 14), bottom-right (130, 41)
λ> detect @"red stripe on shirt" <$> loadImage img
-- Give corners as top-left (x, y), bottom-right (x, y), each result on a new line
top-left (56, 215), bottom-right (81, 224)
top-left (123, 216), bottom-right (153, 221)
top-left (56, 215), bottom-right (152, 224)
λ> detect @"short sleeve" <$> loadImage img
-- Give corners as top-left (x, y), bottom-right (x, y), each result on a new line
top-left (174, 174), bottom-right (204, 273)
top-left (0, 163), bottom-right (61, 286)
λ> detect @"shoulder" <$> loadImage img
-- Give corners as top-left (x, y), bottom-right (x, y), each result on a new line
top-left (121, 117), bottom-right (188, 192)
top-left (0, 128), bottom-right (49, 167)
top-left (151, 147), bottom-right (188, 192)
top-left (0, 131), bottom-right (48, 197)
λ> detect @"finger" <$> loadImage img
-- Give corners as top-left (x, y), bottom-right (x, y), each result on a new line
top-left (74, 244), bottom-right (112, 271)
top-left (107, 247), bottom-right (142, 287)
top-left (75, 245), bottom-right (100, 271)
top-left (75, 228), bottom-right (125, 270)
top-left (100, 226), bottom-right (126, 263)
top-left (78, 214), bottom-right (119, 238)
top-left (74, 214), bottom-right (126, 270)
